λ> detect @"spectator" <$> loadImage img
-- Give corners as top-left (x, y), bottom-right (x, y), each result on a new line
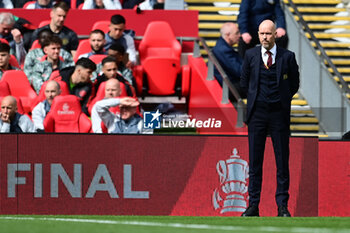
top-left (93, 96), bottom-right (151, 134)
top-left (104, 14), bottom-right (136, 68)
top-left (32, 80), bottom-right (61, 131)
top-left (59, 57), bottom-right (96, 115)
top-left (94, 56), bottom-right (135, 97)
top-left (0, 95), bottom-right (36, 133)
top-left (82, 0), bottom-right (122, 9)
top-left (10, 0), bottom-right (30, 8)
top-left (31, 2), bottom-right (79, 56)
top-left (0, 42), bottom-right (19, 80)
top-left (78, 29), bottom-right (107, 59)
top-left (212, 22), bottom-right (245, 100)
top-left (122, 0), bottom-right (143, 9)
top-left (91, 78), bottom-right (121, 133)
top-left (31, 35), bottom-right (74, 93)
top-left (0, 12), bottom-right (26, 65)
top-left (24, 29), bottom-right (73, 82)
top-left (139, 0), bottom-right (164, 10)
top-left (0, 0), bottom-right (13, 8)
top-left (24, 0), bottom-right (55, 9)
top-left (237, 0), bottom-right (288, 58)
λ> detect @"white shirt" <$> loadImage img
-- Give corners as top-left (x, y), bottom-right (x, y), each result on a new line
top-left (261, 44), bottom-right (277, 67)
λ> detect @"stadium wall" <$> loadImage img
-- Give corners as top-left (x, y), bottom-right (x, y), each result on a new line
top-left (2, 134), bottom-right (347, 217)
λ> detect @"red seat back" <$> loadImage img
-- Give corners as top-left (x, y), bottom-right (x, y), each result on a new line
top-left (0, 80), bottom-right (11, 96)
top-left (89, 54), bottom-right (107, 64)
top-left (23, 1), bottom-right (36, 8)
top-left (91, 21), bottom-right (110, 33)
top-left (1, 70), bottom-right (37, 113)
top-left (38, 20), bottom-right (50, 28)
top-left (30, 40), bottom-right (41, 50)
top-left (44, 95), bottom-right (91, 133)
top-left (73, 39), bottom-right (91, 62)
top-left (9, 55), bottom-right (20, 69)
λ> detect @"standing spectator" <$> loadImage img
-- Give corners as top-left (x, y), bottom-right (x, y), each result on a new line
top-left (79, 29), bottom-right (107, 59)
top-left (32, 80), bottom-right (61, 131)
top-left (104, 14), bottom-right (136, 67)
top-left (24, 29), bottom-right (73, 81)
top-left (237, 0), bottom-right (288, 58)
top-left (59, 58), bottom-right (96, 115)
top-left (212, 22), bottom-right (245, 99)
top-left (82, 0), bottom-right (122, 9)
top-left (0, 12), bottom-right (26, 65)
top-left (24, 0), bottom-right (55, 9)
top-left (31, 2), bottom-right (79, 56)
top-left (31, 36), bottom-right (74, 93)
top-left (0, 42), bottom-right (19, 80)
top-left (0, 0), bottom-right (13, 8)
top-left (0, 96), bottom-right (36, 133)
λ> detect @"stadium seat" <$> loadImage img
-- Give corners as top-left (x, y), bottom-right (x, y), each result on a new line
top-left (89, 54), bottom-right (107, 64)
top-left (9, 55), bottom-right (20, 69)
top-left (134, 21), bottom-right (190, 96)
top-left (73, 39), bottom-right (91, 62)
top-left (22, 1), bottom-right (35, 8)
top-left (1, 70), bottom-right (37, 113)
top-left (44, 95), bottom-right (91, 133)
top-left (31, 80), bottom-right (70, 110)
top-left (0, 80), bottom-right (11, 96)
top-left (91, 21), bottom-right (110, 33)
top-left (30, 40), bottom-right (41, 50)
top-left (38, 20), bottom-right (50, 28)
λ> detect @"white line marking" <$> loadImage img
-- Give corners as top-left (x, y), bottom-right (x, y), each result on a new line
top-left (0, 216), bottom-right (348, 233)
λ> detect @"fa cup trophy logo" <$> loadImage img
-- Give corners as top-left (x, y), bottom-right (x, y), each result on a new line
top-left (213, 148), bottom-right (249, 214)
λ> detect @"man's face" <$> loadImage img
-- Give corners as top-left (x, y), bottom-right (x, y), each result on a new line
top-left (38, 31), bottom-right (52, 45)
top-left (78, 67), bottom-right (93, 83)
top-left (0, 51), bottom-right (10, 68)
top-left (228, 26), bottom-right (240, 46)
top-left (1, 97), bottom-right (17, 122)
top-left (120, 106), bottom-right (136, 120)
top-left (38, 0), bottom-right (51, 6)
top-left (43, 43), bottom-right (61, 61)
top-left (258, 22), bottom-right (276, 50)
top-left (109, 23), bottom-right (125, 40)
top-left (105, 81), bottom-right (121, 98)
top-left (95, 0), bottom-right (103, 7)
top-left (44, 82), bottom-right (60, 105)
top-left (102, 61), bottom-right (118, 79)
top-left (0, 23), bottom-right (13, 36)
top-left (89, 33), bottom-right (105, 52)
top-left (50, 7), bottom-right (67, 28)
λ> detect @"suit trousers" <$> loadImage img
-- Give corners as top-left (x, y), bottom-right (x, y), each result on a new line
top-left (247, 101), bottom-right (290, 207)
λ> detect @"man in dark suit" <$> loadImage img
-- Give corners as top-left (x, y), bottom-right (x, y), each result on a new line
top-left (240, 20), bottom-right (299, 217)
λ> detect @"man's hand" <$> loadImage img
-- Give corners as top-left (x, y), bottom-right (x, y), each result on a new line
top-left (11, 29), bottom-right (22, 44)
top-left (119, 97), bottom-right (139, 107)
top-left (242, 32), bottom-right (252, 44)
top-left (276, 28), bottom-right (286, 38)
top-left (0, 113), bottom-right (11, 123)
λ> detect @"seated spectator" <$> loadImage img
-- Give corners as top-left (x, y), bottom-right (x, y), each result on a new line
top-left (78, 29), bottom-right (107, 59)
top-left (31, 2), bottom-right (79, 56)
top-left (212, 22), bottom-right (245, 99)
top-left (0, 12), bottom-right (26, 65)
top-left (95, 56), bottom-right (135, 97)
top-left (25, 0), bottom-right (55, 9)
top-left (0, 42), bottom-right (19, 80)
top-left (24, 29), bottom-right (73, 82)
top-left (0, 0), bottom-right (13, 8)
top-left (93, 96), bottom-right (151, 134)
top-left (82, 0), bottom-right (122, 9)
top-left (31, 35), bottom-right (74, 93)
top-left (122, 0), bottom-right (143, 9)
top-left (104, 14), bottom-right (136, 68)
top-left (91, 78), bottom-right (121, 133)
top-left (59, 57), bottom-right (96, 115)
top-left (32, 80), bottom-right (61, 131)
top-left (139, 0), bottom-right (164, 10)
top-left (0, 95), bottom-right (36, 132)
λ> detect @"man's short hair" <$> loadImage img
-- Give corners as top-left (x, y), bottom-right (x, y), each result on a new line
top-left (0, 42), bottom-right (10, 53)
top-left (0, 12), bottom-right (15, 25)
top-left (102, 56), bottom-right (117, 66)
top-left (109, 43), bottom-right (125, 55)
top-left (53, 1), bottom-right (69, 12)
top-left (90, 29), bottom-right (105, 38)
top-left (38, 28), bottom-right (53, 38)
top-left (76, 57), bottom-right (97, 71)
top-left (41, 35), bottom-right (63, 49)
top-left (110, 14), bottom-right (125, 25)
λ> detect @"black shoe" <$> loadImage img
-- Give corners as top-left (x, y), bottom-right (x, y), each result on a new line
top-left (277, 206), bottom-right (291, 217)
top-left (241, 205), bottom-right (259, 217)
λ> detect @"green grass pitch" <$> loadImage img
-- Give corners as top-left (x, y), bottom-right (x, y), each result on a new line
top-left (0, 215), bottom-right (349, 233)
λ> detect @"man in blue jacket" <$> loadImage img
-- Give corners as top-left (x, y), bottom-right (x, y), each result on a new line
top-left (237, 0), bottom-right (288, 58)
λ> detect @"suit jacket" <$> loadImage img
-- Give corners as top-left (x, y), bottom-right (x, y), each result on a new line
top-left (212, 37), bottom-right (242, 86)
top-left (240, 46), bottom-right (299, 123)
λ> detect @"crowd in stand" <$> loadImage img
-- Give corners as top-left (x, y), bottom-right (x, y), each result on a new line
top-left (0, 1), bottom-right (159, 133)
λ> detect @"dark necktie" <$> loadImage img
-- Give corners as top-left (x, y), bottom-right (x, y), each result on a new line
top-left (266, 50), bottom-right (272, 68)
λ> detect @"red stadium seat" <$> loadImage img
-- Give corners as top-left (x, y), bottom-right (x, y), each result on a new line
top-left (9, 55), bottom-right (20, 69)
top-left (22, 1), bottom-right (36, 8)
top-left (89, 54), bottom-right (107, 64)
top-left (0, 80), bottom-right (11, 96)
top-left (31, 80), bottom-right (70, 110)
top-left (44, 95), bottom-right (91, 133)
top-left (38, 20), bottom-right (50, 28)
top-left (134, 21), bottom-right (190, 96)
top-left (1, 70), bottom-right (37, 113)
top-left (91, 21), bottom-right (110, 33)
top-left (30, 40), bottom-right (41, 50)
top-left (73, 39), bottom-right (91, 62)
